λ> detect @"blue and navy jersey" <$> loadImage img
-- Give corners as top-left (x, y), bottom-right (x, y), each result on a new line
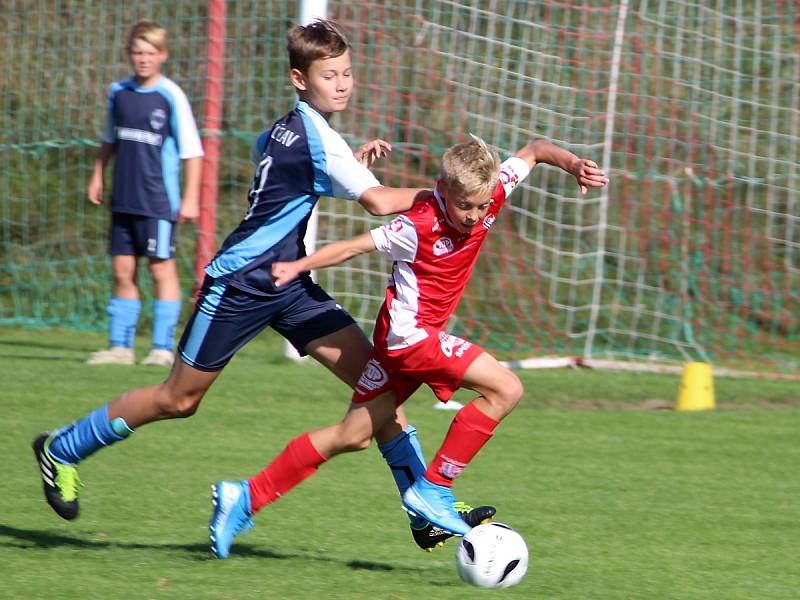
top-left (102, 75), bottom-right (203, 221)
top-left (206, 101), bottom-right (381, 296)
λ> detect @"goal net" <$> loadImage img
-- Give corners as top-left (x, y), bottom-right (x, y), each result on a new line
top-left (318, 0), bottom-right (799, 375)
top-left (1, 1), bottom-right (797, 376)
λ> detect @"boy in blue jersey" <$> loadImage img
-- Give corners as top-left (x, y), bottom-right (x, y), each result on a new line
top-left (33, 19), bottom-right (492, 554)
top-left (86, 21), bottom-right (204, 367)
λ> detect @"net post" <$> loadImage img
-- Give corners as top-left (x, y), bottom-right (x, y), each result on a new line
top-left (195, 0), bottom-right (227, 298)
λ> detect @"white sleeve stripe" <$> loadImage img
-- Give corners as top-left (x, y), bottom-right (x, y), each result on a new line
top-left (299, 103), bottom-right (380, 201)
top-left (160, 78), bottom-right (204, 159)
top-left (499, 156), bottom-right (531, 198)
top-left (371, 215), bottom-right (418, 261)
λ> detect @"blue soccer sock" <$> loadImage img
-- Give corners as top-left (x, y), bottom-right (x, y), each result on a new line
top-left (152, 299), bottom-right (181, 350)
top-left (379, 425), bottom-right (428, 526)
top-left (48, 404), bottom-right (134, 465)
top-left (108, 297), bottom-right (141, 348)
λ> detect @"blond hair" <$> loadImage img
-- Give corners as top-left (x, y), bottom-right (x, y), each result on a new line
top-left (286, 19), bottom-right (350, 73)
top-left (439, 135), bottom-right (501, 199)
top-left (127, 20), bottom-right (168, 53)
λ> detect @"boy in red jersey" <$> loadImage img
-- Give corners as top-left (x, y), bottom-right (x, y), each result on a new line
top-left (208, 135), bottom-right (608, 557)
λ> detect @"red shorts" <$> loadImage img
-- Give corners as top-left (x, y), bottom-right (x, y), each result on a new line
top-left (352, 329), bottom-right (484, 405)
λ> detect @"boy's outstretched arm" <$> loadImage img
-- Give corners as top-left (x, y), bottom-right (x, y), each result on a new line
top-left (516, 139), bottom-right (609, 194)
top-left (272, 232), bottom-right (377, 288)
top-left (358, 186), bottom-right (430, 216)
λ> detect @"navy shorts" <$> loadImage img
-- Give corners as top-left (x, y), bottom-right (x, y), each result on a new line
top-left (178, 275), bottom-right (357, 371)
top-left (110, 213), bottom-right (176, 259)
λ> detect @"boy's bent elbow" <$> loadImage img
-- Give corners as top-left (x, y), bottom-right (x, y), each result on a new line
top-left (358, 187), bottom-right (391, 216)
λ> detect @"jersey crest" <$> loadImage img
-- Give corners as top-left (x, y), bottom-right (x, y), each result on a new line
top-left (433, 237), bottom-right (455, 256)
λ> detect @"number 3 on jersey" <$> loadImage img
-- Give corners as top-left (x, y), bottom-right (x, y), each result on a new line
top-left (245, 155), bottom-right (273, 220)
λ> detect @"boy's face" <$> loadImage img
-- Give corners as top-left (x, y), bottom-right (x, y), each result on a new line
top-left (128, 38), bottom-right (168, 85)
top-left (440, 183), bottom-right (493, 234)
top-left (291, 50), bottom-right (353, 117)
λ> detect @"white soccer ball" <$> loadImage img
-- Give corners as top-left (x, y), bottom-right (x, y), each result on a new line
top-left (455, 522), bottom-right (529, 589)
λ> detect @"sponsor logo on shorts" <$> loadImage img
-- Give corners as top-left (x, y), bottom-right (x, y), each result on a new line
top-left (355, 358), bottom-right (389, 394)
top-left (147, 238), bottom-right (157, 253)
top-left (433, 237), bottom-right (454, 256)
top-left (438, 331), bottom-right (472, 358)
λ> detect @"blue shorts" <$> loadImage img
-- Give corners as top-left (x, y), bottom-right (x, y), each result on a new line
top-left (177, 276), bottom-right (357, 371)
top-left (110, 213), bottom-right (176, 259)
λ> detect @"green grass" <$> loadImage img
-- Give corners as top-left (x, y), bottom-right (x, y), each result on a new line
top-left (1, 326), bottom-right (798, 599)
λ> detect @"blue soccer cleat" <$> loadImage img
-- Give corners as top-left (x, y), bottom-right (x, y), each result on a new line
top-left (402, 476), bottom-right (471, 537)
top-left (209, 480), bottom-right (254, 559)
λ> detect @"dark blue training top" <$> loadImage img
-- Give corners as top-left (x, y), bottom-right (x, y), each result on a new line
top-left (102, 75), bottom-right (203, 221)
top-left (205, 101), bottom-right (381, 297)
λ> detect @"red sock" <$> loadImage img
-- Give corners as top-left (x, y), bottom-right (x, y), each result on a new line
top-left (248, 433), bottom-right (327, 513)
top-left (425, 402), bottom-right (500, 487)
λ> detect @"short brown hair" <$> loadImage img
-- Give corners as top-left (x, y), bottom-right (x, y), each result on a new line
top-left (127, 20), bottom-right (168, 52)
top-left (286, 19), bottom-right (350, 73)
top-left (439, 135), bottom-right (501, 199)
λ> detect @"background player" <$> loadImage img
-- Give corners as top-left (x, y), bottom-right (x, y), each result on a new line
top-left (86, 20), bottom-right (204, 367)
top-left (33, 19), bottom-right (490, 554)
top-left (208, 135), bottom-right (608, 557)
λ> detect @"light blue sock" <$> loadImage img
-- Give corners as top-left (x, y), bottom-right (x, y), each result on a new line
top-left (379, 425), bottom-right (428, 526)
top-left (108, 297), bottom-right (141, 348)
top-left (152, 299), bottom-right (181, 350)
top-left (48, 405), bottom-right (133, 465)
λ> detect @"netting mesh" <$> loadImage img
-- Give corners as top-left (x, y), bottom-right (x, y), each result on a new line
top-left (1, 1), bottom-right (797, 374)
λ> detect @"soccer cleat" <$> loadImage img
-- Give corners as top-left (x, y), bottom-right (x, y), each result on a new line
top-left (411, 501), bottom-right (497, 551)
top-left (86, 346), bottom-right (135, 365)
top-left (140, 349), bottom-right (174, 367)
top-left (402, 476), bottom-right (471, 537)
top-left (32, 433), bottom-right (82, 520)
top-left (210, 480), bottom-right (255, 559)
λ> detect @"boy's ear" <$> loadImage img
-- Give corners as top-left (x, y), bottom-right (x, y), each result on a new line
top-left (289, 68), bottom-right (307, 92)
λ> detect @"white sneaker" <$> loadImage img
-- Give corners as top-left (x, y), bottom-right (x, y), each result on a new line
top-left (86, 346), bottom-right (135, 365)
top-left (140, 349), bottom-right (174, 367)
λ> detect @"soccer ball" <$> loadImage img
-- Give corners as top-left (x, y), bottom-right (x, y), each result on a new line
top-left (455, 523), bottom-right (529, 589)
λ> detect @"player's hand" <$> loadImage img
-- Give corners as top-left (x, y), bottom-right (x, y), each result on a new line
top-left (569, 159), bottom-right (609, 194)
top-left (271, 261), bottom-right (301, 288)
top-left (354, 139), bottom-right (392, 167)
top-left (178, 202), bottom-right (199, 224)
top-left (87, 176), bottom-right (104, 205)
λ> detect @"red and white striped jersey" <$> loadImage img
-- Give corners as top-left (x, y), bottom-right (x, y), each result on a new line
top-left (369, 156), bottom-right (531, 350)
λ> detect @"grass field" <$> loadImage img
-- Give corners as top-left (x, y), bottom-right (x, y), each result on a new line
top-left (2, 326), bottom-right (798, 599)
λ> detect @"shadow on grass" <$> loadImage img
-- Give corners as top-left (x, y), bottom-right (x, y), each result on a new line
top-left (0, 523), bottom-right (416, 572)
top-left (0, 338), bottom-right (94, 362)
top-left (0, 354), bottom-right (86, 362)
top-left (0, 338), bottom-right (94, 352)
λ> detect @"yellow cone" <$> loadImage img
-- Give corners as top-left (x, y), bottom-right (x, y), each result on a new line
top-left (675, 362), bottom-right (715, 411)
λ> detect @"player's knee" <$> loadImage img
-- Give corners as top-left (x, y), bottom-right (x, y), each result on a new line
top-left (341, 430), bottom-right (372, 452)
top-left (493, 370), bottom-right (524, 414)
top-left (334, 424), bottom-right (373, 453)
top-left (156, 387), bottom-right (204, 419)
